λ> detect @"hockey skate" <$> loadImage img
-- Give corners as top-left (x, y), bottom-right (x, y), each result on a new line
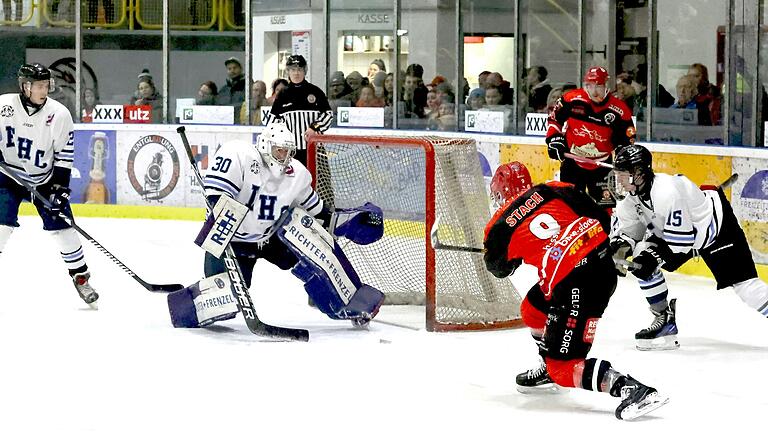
top-left (635, 299), bottom-right (679, 351)
top-left (612, 375), bottom-right (669, 420)
top-left (73, 271), bottom-right (99, 310)
top-left (515, 360), bottom-right (565, 394)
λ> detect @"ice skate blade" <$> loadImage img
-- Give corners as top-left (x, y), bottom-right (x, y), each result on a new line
top-left (636, 335), bottom-right (679, 351)
top-left (516, 383), bottom-right (567, 395)
top-left (86, 300), bottom-right (99, 311)
top-left (618, 391), bottom-right (669, 420)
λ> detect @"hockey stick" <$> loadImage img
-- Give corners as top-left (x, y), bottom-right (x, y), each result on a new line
top-left (718, 173), bottom-right (739, 189)
top-left (430, 216), bottom-right (642, 270)
top-left (564, 152), bottom-right (615, 169)
top-left (429, 216), bottom-right (485, 253)
top-left (0, 162), bottom-right (184, 293)
top-left (176, 126), bottom-right (309, 342)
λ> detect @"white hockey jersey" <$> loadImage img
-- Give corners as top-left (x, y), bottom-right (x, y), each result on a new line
top-left (203, 140), bottom-right (323, 244)
top-left (612, 173), bottom-right (724, 254)
top-left (0, 93), bottom-right (75, 186)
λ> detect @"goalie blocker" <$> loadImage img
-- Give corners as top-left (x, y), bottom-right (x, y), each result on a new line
top-left (168, 204), bottom-right (385, 327)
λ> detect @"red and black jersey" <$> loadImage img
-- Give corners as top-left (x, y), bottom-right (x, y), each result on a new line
top-left (483, 182), bottom-right (610, 299)
top-left (546, 88), bottom-right (635, 170)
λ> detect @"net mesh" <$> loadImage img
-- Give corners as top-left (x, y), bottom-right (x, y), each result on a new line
top-left (312, 136), bottom-right (522, 330)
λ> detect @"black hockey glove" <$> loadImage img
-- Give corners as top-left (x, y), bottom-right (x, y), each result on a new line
top-left (609, 237), bottom-right (633, 277)
top-left (39, 184), bottom-right (71, 213)
top-left (630, 247), bottom-right (665, 281)
top-left (546, 134), bottom-right (568, 161)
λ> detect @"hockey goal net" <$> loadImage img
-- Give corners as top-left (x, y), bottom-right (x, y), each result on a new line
top-left (308, 134), bottom-right (523, 331)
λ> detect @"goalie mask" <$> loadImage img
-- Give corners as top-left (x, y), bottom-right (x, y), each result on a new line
top-left (257, 122), bottom-right (297, 176)
top-left (609, 144), bottom-right (654, 201)
top-left (490, 161), bottom-right (533, 208)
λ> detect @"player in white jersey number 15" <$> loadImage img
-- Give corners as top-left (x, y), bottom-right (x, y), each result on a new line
top-left (0, 63), bottom-right (98, 308)
top-left (167, 121), bottom-right (386, 329)
top-left (609, 144), bottom-right (768, 350)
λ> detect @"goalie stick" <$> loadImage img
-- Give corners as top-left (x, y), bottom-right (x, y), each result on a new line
top-left (430, 216), bottom-right (642, 270)
top-left (0, 162), bottom-right (184, 293)
top-left (176, 126), bottom-right (309, 342)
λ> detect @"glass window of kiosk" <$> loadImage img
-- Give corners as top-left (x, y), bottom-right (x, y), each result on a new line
top-left (170, 33), bottom-right (246, 126)
top-left (518, 0), bottom-right (579, 134)
top-left (328, 0), bottom-right (402, 128)
top-left (397, 0), bottom-right (457, 132)
top-left (462, 1), bottom-right (517, 134)
top-left (653, 0), bottom-right (725, 145)
top-left (84, 34), bottom-right (164, 124)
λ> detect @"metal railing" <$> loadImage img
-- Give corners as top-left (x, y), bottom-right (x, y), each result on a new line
top-left (15, 0), bottom-right (242, 30)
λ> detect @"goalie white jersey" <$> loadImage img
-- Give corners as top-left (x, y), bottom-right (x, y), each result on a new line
top-left (203, 140), bottom-right (323, 244)
top-left (0, 93), bottom-right (75, 186)
top-left (612, 173), bottom-right (724, 254)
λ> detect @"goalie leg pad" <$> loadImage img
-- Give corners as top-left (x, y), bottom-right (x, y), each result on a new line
top-left (167, 272), bottom-right (239, 328)
top-left (280, 207), bottom-right (384, 320)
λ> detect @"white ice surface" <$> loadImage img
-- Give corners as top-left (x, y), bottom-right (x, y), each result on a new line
top-left (1, 216), bottom-right (766, 431)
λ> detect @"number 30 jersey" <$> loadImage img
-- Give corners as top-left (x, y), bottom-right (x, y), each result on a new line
top-left (0, 93), bottom-right (75, 186)
top-left (203, 140), bottom-right (323, 244)
top-left (484, 181), bottom-right (610, 299)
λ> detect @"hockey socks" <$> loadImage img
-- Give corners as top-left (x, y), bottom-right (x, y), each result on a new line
top-left (733, 278), bottom-right (768, 317)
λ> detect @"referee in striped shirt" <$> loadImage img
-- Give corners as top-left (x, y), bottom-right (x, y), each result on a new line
top-left (265, 55), bottom-right (333, 165)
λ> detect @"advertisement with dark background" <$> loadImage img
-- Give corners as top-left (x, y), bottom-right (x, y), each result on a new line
top-left (70, 129), bottom-right (117, 204)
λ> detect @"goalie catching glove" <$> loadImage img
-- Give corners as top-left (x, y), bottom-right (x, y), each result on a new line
top-left (329, 202), bottom-right (384, 245)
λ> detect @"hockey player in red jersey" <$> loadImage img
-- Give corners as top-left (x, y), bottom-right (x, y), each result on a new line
top-left (484, 161), bottom-right (667, 420)
top-left (545, 66), bottom-right (636, 209)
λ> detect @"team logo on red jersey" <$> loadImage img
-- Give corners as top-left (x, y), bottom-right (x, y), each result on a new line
top-left (583, 318), bottom-right (599, 343)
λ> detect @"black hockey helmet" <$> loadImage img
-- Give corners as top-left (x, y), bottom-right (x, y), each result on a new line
top-left (286, 54), bottom-right (307, 69)
top-left (610, 144), bottom-right (654, 200)
top-left (18, 63), bottom-right (53, 108)
top-left (18, 63), bottom-right (52, 82)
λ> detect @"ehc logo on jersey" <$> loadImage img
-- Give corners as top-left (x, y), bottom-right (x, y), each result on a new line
top-left (1, 105), bottom-right (13, 117)
top-left (126, 134), bottom-right (181, 202)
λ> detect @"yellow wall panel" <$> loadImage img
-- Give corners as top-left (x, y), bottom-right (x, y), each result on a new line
top-left (499, 143), bottom-right (560, 184)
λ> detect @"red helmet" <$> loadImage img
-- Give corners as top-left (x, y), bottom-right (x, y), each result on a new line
top-left (490, 162), bottom-right (533, 207)
top-left (584, 66), bottom-right (609, 85)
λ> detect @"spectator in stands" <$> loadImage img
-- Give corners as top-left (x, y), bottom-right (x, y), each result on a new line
top-left (218, 57), bottom-right (246, 118)
top-left (671, 74), bottom-right (699, 110)
top-left (3, 0), bottom-right (22, 22)
top-left (428, 75), bottom-right (446, 92)
top-left (240, 80), bottom-right (268, 125)
top-left (372, 71), bottom-right (387, 99)
top-left (355, 85), bottom-right (385, 108)
top-left (526, 66), bottom-right (552, 113)
top-left (634, 64), bottom-right (675, 111)
top-left (688, 63), bottom-right (721, 125)
top-left (81, 88), bottom-right (99, 123)
top-left (383, 73), bottom-right (395, 106)
top-left (485, 86), bottom-right (504, 107)
top-left (425, 88), bottom-right (441, 118)
top-left (368, 59), bottom-right (386, 81)
top-left (435, 82), bottom-right (455, 107)
top-left (195, 80), bottom-right (218, 105)
top-left (346, 71), bottom-right (365, 104)
top-left (86, 0), bottom-right (115, 24)
top-left (545, 86), bottom-right (565, 116)
top-left (614, 72), bottom-right (637, 112)
top-left (133, 75), bottom-right (163, 123)
top-left (267, 78), bottom-right (288, 105)
top-left (478, 71), bottom-right (492, 89)
top-left (437, 101), bottom-right (457, 131)
top-left (487, 72), bottom-right (513, 105)
top-left (467, 88), bottom-right (486, 110)
top-left (403, 64), bottom-right (428, 118)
